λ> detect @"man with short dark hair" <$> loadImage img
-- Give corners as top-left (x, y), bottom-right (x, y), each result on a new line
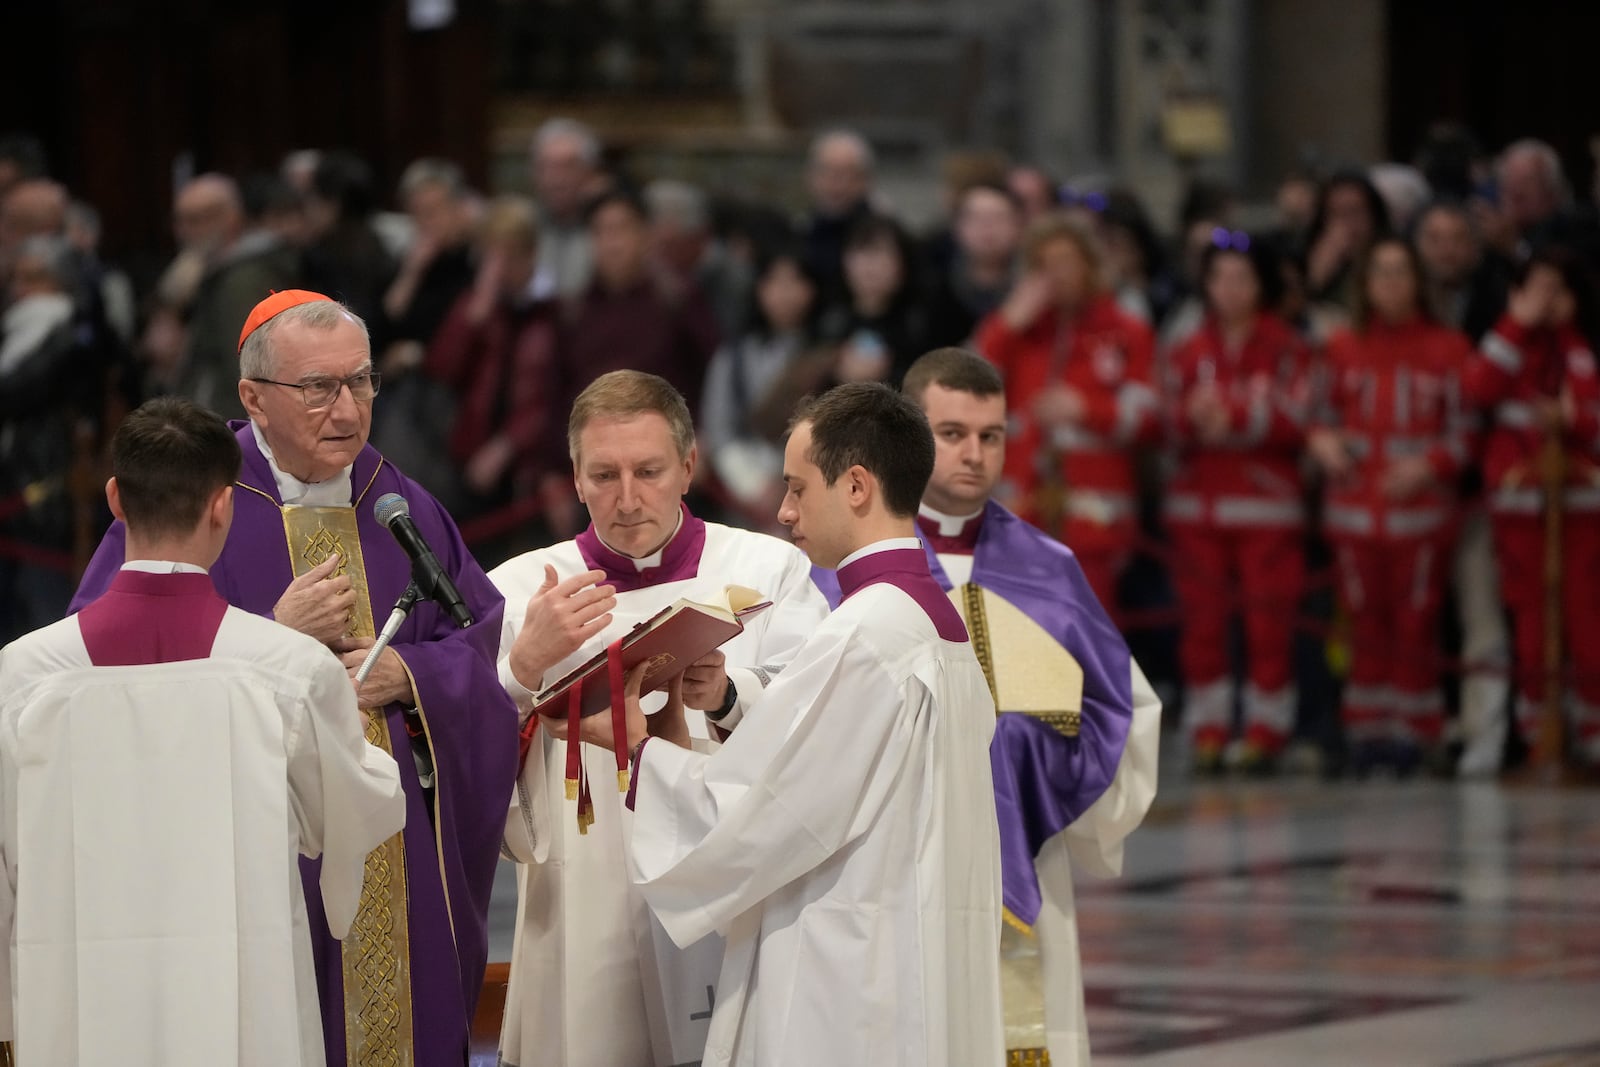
top-left (897, 347), bottom-right (1160, 1066)
top-left (557, 381), bottom-right (1005, 1067)
top-left (0, 396), bottom-right (405, 1065)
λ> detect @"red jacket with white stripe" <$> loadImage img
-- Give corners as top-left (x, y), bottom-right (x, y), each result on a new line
top-left (1318, 317), bottom-right (1473, 541)
top-left (1465, 315), bottom-right (1600, 516)
top-left (1164, 312), bottom-right (1312, 530)
top-left (975, 294), bottom-right (1158, 539)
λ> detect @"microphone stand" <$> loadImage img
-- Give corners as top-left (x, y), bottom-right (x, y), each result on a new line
top-left (357, 580), bottom-right (423, 687)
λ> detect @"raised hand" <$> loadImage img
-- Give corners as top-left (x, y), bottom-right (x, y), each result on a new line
top-left (1000, 271), bottom-right (1053, 331)
top-left (1307, 428), bottom-right (1354, 480)
top-left (507, 566), bottom-right (616, 692)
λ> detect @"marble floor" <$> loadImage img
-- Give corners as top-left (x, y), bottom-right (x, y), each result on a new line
top-left (483, 768), bottom-right (1600, 1065)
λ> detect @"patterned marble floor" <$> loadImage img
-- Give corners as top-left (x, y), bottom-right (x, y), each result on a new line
top-left (484, 769), bottom-right (1600, 1065)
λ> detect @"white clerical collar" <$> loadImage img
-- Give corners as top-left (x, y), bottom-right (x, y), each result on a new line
top-left (835, 536), bottom-right (922, 571)
top-left (251, 419), bottom-right (354, 507)
top-left (122, 559), bottom-right (209, 575)
top-left (918, 502), bottom-right (985, 537)
top-left (597, 508), bottom-right (684, 571)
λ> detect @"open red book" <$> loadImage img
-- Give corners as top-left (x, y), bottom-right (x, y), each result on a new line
top-left (531, 585), bottom-right (773, 720)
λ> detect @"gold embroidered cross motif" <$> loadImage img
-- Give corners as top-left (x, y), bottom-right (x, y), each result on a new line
top-left (301, 525), bottom-right (349, 573)
top-left (281, 505), bottom-right (413, 1064)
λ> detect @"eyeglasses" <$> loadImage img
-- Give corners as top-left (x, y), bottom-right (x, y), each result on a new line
top-left (248, 369), bottom-right (381, 408)
top-left (1210, 227), bottom-right (1251, 252)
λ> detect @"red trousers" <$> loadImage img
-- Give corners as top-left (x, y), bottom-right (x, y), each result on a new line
top-left (1171, 524), bottom-right (1303, 750)
top-left (1492, 511), bottom-right (1600, 754)
top-left (1333, 536), bottom-right (1450, 744)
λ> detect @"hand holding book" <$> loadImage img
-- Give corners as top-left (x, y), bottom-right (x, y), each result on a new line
top-left (531, 585), bottom-right (772, 720)
top-left (546, 662), bottom-right (660, 753)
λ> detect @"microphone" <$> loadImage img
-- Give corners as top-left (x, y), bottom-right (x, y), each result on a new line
top-left (374, 493), bottom-right (474, 628)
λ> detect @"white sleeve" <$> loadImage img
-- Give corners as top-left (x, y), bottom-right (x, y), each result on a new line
top-left (286, 652), bottom-right (407, 940)
top-left (502, 729), bottom-right (553, 865)
top-left (1060, 657), bottom-right (1161, 878)
top-left (629, 629), bottom-right (924, 947)
top-left (717, 546), bottom-right (831, 731)
top-left (494, 567), bottom-right (540, 712)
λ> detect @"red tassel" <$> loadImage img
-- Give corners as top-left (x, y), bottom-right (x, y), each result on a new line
top-left (564, 681), bottom-right (582, 809)
top-left (607, 638), bottom-right (628, 792)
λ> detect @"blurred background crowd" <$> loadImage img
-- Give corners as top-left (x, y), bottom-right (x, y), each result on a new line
top-left (4, 0), bottom-right (1598, 782)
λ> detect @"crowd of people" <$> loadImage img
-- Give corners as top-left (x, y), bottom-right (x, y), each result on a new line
top-left (3, 118), bottom-right (1598, 779)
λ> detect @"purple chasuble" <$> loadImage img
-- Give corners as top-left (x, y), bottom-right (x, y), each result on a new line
top-left (814, 500), bottom-right (1135, 926)
top-left (77, 570), bottom-right (228, 665)
top-left (836, 546), bottom-right (968, 642)
top-left (70, 422), bottom-right (519, 1067)
top-left (575, 503), bottom-right (707, 592)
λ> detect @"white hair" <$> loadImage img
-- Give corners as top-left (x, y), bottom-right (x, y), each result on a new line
top-left (238, 299), bottom-right (368, 380)
top-left (1368, 163), bottom-right (1432, 233)
top-left (531, 118), bottom-right (601, 168)
top-left (809, 128), bottom-right (875, 173)
top-left (643, 179), bottom-right (709, 232)
top-left (397, 157), bottom-right (466, 202)
top-left (1498, 138), bottom-right (1572, 205)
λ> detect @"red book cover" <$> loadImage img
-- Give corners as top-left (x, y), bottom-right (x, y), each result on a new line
top-left (532, 586), bottom-right (773, 719)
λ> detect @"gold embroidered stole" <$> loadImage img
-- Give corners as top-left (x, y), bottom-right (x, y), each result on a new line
top-left (282, 504), bottom-right (415, 1065)
top-left (951, 582), bottom-right (1073, 1065)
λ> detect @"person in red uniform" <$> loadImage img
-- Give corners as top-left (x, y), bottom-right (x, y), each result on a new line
top-left (1165, 233), bottom-right (1313, 773)
top-left (1465, 248), bottom-right (1600, 765)
top-left (1310, 237), bottom-right (1474, 773)
top-left (975, 213), bottom-right (1158, 609)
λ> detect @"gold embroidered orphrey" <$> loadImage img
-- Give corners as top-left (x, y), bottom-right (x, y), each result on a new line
top-left (955, 582), bottom-right (1082, 737)
top-left (955, 581), bottom-right (1078, 1064)
top-left (283, 505), bottom-right (416, 1066)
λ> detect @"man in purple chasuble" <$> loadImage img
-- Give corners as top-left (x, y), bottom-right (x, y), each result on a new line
top-left (814, 349), bottom-right (1161, 1066)
top-left (70, 293), bottom-right (519, 1067)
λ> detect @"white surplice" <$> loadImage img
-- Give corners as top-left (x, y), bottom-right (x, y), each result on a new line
top-left (489, 521), bottom-right (828, 1067)
top-left (1034, 668), bottom-right (1160, 1066)
top-left (0, 604), bottom-right (405, 1066)
top-left (627, 563), bottom-right (1006, 1067)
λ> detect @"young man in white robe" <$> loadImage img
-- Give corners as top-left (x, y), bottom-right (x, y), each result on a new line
top-left (489, 370), bottom-right (829, 1067)
top-left (902, 348), bottom-right (1160, 1066)
top-left (0, 397), bottom-right (405, 1067)
top-left (554, 381), bottom-right (1006, 1067)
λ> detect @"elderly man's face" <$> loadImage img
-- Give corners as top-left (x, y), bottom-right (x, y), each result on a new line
top-left (808, 138), bottom-right (870, 218)
top-left (173, 180), bottom-right (240, 257)
top-left (533, 134), bottom-right (594, 221)
top-left (239, 315), bottom-right (374, 483)
top-left (1501, 153), bottom-right (1561, 230)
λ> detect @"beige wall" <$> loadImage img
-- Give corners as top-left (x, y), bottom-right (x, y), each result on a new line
top-left (1251, 0), bottom-right (1388, 189)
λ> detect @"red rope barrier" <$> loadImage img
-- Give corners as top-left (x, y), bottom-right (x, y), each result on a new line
top-left (0, 537), bottom-right (75, 574)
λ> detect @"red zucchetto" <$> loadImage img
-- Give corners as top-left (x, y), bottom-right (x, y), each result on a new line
top-left (237, 289), bottom-right (336, 352)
